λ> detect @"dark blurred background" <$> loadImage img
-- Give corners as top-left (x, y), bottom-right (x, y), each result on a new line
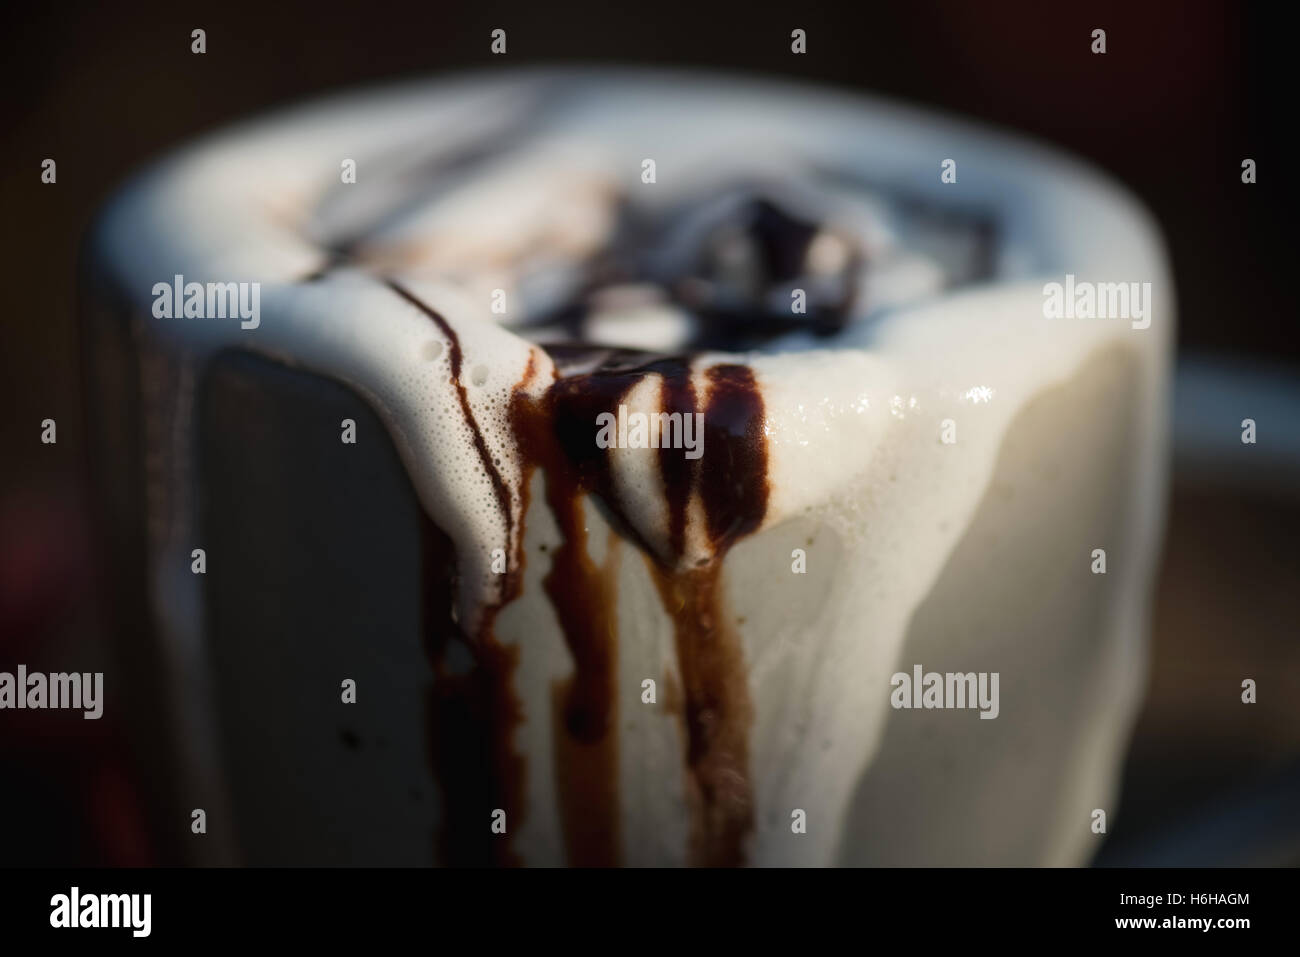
top-left (1, 0), bottom-right (1295, 865)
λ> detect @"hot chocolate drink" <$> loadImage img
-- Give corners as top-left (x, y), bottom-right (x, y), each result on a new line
top-left (85, 68), bottom-right (1172, 866)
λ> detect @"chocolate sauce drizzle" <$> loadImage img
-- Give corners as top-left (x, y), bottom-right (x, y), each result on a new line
top-left (516, 190), bottom-right (867, 352)
top-left (514, 375), bottom-right (624, 866)
top-left (518, 349), bottom-right (768, 866)
top-left (389, 280), bottom-right (527, 867)
top-left (419, 515), bottom-right (525, 867)
top-left (387, 279), bottom-right (516, 549)
top-left (387, 262), bottom-right (771, 867)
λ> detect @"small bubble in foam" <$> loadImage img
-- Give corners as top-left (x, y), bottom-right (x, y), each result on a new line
top-left (423, 340), bottom-right (444, 361)
top-left (469, 364), bottom-right (489, 387)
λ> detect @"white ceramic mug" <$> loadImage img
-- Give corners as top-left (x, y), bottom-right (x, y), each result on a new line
top-left (84, 67), bottom-right (1173, 866)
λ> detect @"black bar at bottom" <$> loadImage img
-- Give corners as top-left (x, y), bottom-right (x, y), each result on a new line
top-left (0, 866), bottom-right (1287, 943)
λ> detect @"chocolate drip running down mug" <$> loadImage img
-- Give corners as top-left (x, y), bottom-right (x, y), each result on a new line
top-left (82, 67), bottom-right (1173, 866)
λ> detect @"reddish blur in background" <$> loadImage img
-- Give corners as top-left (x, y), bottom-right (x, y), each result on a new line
top-left (1, 0), bottom-right (1295, 865)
